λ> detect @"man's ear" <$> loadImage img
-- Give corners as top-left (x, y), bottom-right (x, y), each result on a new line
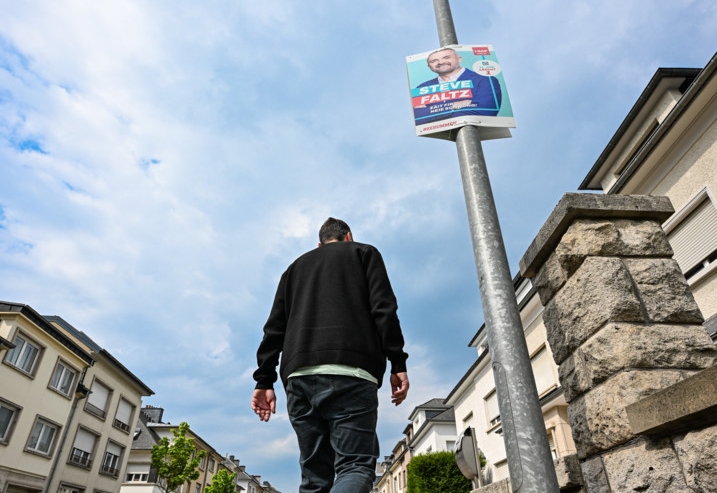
top-left (345, 232), bottom-right (353, 242)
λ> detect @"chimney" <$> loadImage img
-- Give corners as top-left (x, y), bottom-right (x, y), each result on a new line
top-left (142, 406), bottom-right (165, 423)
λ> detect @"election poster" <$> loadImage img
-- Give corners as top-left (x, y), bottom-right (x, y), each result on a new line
top-left (406, 44), bottom-right (515, 140)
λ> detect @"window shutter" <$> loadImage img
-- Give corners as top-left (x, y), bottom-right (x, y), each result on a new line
top-left (531, 346), bottom-right (556, 395)
top-left (106, 441), bottom-right (122, 456)
top-left (494, 461), bottom-right (510, 481)
top-left (485, 391), bottom-right (500, 422)
top-left (668, 198), bottom-right (717, 273)
top-left (547, 430), bottom-right (558, 459)
top-left (73, 428), bottom-right (96, 452)
top-left (88, 381), bottom-right (110, 409)
top-left (127, 463), bottom-right (151, 474)
top-left (116, 399), bottom-right (133, 424)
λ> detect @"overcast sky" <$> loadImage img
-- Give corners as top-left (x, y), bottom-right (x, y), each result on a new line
top-left (1, 1), bottom-right (716, 491)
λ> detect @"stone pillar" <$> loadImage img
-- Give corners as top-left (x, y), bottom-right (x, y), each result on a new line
top-left (519, 193), bottom-right (717, 492)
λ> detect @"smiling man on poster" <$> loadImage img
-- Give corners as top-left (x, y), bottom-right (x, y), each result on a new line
top-left (415, 46), bottom-right (502, 124)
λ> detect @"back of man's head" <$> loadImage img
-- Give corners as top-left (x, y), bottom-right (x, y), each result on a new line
top-left (319, 217), bottom-right (351, 245)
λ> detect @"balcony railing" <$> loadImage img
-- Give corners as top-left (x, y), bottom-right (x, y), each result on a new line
top-left (113, 418), bottom-right (130, 432)
top-left (100, 463), bottom-right (120, 477)
top-left (85, 402), bottom-right (106, 418)
top-left (68, 448), bottom-right (92, 468)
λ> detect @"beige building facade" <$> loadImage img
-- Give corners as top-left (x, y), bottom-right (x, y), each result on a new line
top-left (580, 52), bottom-right (717, 331)
top-left (1, 303), bottom-right (93, 493)
top-left (445, 279), bottom-right (576, 484)
top-left (0, 302), bottom-right (153, 493)
top-left (45, 317), bottom-right (154, 493)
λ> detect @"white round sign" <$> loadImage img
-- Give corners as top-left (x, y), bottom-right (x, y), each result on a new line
top-left (473, 60), bottom-right (501, 77)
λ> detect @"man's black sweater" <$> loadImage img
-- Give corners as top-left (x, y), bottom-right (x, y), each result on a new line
top-left (254, 240), bottom-right (408, 389)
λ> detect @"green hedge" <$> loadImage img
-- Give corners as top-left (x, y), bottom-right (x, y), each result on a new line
top-left (406, 451), bottom-right (472, 493)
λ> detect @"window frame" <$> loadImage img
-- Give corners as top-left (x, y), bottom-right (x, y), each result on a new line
top-left (112, 397), bottom-right (135, 433)
top-left (663, 186), bottom-right (717, 285)
top-left (530, 345), bottom-right (558, 397)
top-left (26, 415), bottom-right (61, 457)
top-left (85, 378), bottom-right (112, 420)
top-left (125, 473), bottom-right (149, 482)
top-left (0, 398), bottom-right (22, 445)
top-left (484, 389), bottom-right (501, 431)
top-left (49, 358), bottom-right (79, 398)
top-left (68, 426), bottom-right (99, 469)
top-left (4, 330), bottom-right (44, 377)
top-left (99, 440), bottom-right (124, 477)
top-left (58, 484), bottom-right (84, 493)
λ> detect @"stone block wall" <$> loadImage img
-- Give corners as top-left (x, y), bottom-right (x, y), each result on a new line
top-left (517, 193), bottom-right (717, 493)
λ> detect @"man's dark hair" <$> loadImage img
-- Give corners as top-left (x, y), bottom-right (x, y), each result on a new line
top-left (319, 217), bottom-right (351, 245)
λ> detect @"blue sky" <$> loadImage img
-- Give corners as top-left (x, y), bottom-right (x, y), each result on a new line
top-left (1, 1), bottom-right (715, 491)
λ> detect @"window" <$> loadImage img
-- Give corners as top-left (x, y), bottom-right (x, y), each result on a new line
top-left (199, 454), bottom-right (206, 469)
top-left (6, 333), bottom-right (41, 375)
top-left (494, 459), bottom-right (510, 482)
top-left (69, 428), bottom-right (97, 468)
top-left (100, 442), bottom-right (123, 477)
top-left (547, 429), bottom-right (558, 459)
top-left (666, 191), bottom-right (717, 281)
top-left (125, 464), bottom-right (150, 482)
top-left (208, 457), bottom-right (215, 472)
top-left (484, 390), bottom-right (501, 428)
top-left (85, 380), bottom-right (111, 418)
top-left (531, 346), bottom-right (557, 397)
top-left (27, 417), bottom-right (59, 455)
top-left (462, 411), bottom-right (474, 429)
top-left (50, 360), bottom-right (78, 396)
top-left (113, 398), bottom-right (134, 432)
top-left (195, 485), bottom-right (201, 493)
top-left (58, 485), bottom-right (83, 493)
top-left (0, 399), bottom-right (21, 444)
top-left (125, 473), bottom-right (148, 482)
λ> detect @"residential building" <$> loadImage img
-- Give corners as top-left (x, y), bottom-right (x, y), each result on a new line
top-left (579, 51), bottom-right (717, 337)
top-left (0, 302), bottom-right (154, 493)
top-left (443, 51), bottom-right (717, 485)
top-left (1, 302), bottom-right (94, 493)
top-left (406, 398), bottom-right (456, 456)
top-left (374, 425), bottom-right (411, 493)
top-left (44, 316), bottom-right (154, 493)
top-left (220, 455), bottom-right (280, 493)
top-left (120, 406), bottom-right (225, 493)
top-left (445, 279), bottom-right (575, 484)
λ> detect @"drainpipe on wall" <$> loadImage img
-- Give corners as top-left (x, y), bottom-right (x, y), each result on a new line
top-left (44, 366), bottom-right (92, 493)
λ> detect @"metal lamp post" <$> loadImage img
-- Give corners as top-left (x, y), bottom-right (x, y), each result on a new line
top-left (430, 1), bottom-right (560, 491)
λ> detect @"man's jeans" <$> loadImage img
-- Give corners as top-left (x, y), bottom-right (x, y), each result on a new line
top-left (286, 374), bottom-right (379, 493)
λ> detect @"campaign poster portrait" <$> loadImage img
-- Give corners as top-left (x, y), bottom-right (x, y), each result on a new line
top-left (406, 45), bottom-right (515, 140)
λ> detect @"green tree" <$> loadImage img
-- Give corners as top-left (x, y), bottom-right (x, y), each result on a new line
top-left (151, 421), bottom-right (207, 493)
top-left (406, 451), bottom-right (472, 493)
top-left (205, 469), bottom-right (237, 493)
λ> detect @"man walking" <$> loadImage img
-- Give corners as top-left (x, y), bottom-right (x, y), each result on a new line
top-left (252, 217), bottom-right (409, 493)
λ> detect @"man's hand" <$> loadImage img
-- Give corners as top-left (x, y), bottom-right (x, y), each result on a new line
top-left (390, 372), bottom-right (409, 406)
top-left (251, 389), bottom-right (276, 422)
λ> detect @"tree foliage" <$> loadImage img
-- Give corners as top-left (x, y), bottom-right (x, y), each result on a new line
top-left (151, 421), bottom-right (207, 493)
top-left (406, 451), bottom-right (472, 493)
top-left (206, 469), bottom-right (237, 493)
